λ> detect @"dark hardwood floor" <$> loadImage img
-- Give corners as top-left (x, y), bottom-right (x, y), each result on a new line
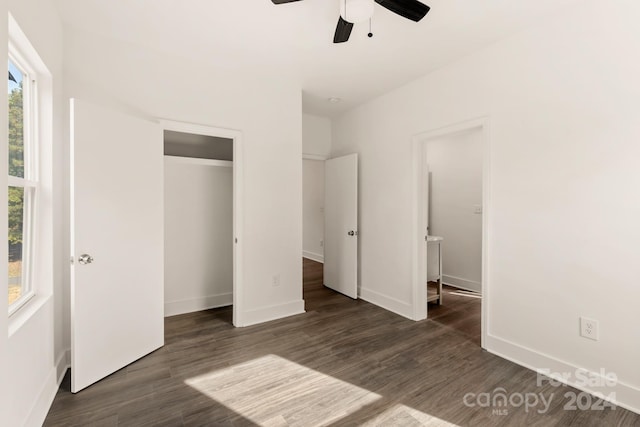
top-left (427, 284), bottom-right (482, 347)
top-left (44, 259), bottom-right (639, 426)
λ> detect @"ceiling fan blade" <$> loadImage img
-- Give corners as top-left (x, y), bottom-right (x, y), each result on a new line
top-left (271, 0), bottom-right (303, 4)
top-left (333, 16), bottom-right (354, 43)
top-left (374, 0), bottom-right (430, 22)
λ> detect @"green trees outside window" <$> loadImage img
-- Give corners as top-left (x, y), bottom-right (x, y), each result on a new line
top-left (8, 81), bottom-right (24, 248)
top-left (8, 63), bottom-right (25, 306)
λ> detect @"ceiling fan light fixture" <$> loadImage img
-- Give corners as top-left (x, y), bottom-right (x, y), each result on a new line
top-left (328, 97), bottom-right (342, 103)
top-left (272, 0), bottom-right (431, 44)
top-left (340, 0), bottom-right (374, 23)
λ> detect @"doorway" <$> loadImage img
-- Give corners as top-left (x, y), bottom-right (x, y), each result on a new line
top-left (302, 153), bottom-right (359, 301)
top-left (412, 118), bottom-right (489, 348)
top-left (161, 120), bottom-right (244, 326)
top-left (69, 102), bottom-right (246, 392)
top-left (302, 157), bottom-right (325, 264)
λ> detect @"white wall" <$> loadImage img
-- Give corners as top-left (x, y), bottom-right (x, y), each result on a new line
top-left (63, 26), bottom-right (303, 328)
top-left (302, 113), bottom-right (331, 262)
top-left (2, 0), bottom-right (66, 426)
top-left (302, 113), bottom-right (331, 158)
top-left (164, 157), bottom-right (233, 316)
top-left (302, 160), bottom-right (325, 262)
top-left (426, 129), bottom-right (482, 292)
top-left (333, 0), bottom-right (640, 412)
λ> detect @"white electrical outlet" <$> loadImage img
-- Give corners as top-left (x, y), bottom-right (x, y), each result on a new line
top-left (320, 240), bottom-right (324, 247)
top-left (580, 317), bottom-right (599, 341)
top-left (272, 274), bottom-right (281, 287)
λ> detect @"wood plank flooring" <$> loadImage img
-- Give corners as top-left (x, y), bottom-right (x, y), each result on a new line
top-left (427, 284), bottom-right (481, 346)
top-left (44, 258), bottom-right (639, 426)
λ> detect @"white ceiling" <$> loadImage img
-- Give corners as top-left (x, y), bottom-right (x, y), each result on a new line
top-left (54, 0), bottom-right (583, 117)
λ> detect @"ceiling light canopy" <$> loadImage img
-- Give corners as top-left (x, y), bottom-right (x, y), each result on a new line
top-left (340, 0), bottom-right (375, 23)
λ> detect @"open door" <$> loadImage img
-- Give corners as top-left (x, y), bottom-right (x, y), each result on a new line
top-left (70, 99), bottom-right (164, 392)
top-left (324, 153), bottom-right (358, 299)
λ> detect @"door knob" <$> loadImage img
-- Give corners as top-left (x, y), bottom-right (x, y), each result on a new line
top-left (78, 254), bottom-right (94, 265)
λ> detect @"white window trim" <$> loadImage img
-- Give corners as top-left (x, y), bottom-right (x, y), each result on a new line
top-left (6, 13), bottom-right (52, 323)
top-left (7, 54), bottom-right (39, 316)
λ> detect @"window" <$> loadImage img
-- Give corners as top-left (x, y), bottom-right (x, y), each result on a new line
top-left (7, 51), bottom-right (38, 314)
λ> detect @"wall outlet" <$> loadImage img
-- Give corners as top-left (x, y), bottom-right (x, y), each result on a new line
top-left (580, 317), bottom-right (599, 341)
top-left (320, 240), bottom-right (324, 247)
top-left (272, 274), bottom-right (281, 287)
top-left (473, 204), bottom-right (483, 214)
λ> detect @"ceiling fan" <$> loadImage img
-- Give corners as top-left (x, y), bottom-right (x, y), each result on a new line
top-left (271, 0), bottom-right (430, 43)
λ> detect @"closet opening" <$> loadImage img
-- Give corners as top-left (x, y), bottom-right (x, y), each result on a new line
top-left (162, 123), bottom-right (243, 326)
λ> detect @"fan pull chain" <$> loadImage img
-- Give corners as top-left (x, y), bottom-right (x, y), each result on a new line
top-left (368, 18), bottom-right (373, 38)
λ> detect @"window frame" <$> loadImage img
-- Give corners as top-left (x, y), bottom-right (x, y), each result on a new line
top-left (7, 45), bottom-right (39, 316)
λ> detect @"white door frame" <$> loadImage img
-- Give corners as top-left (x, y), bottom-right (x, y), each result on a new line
top-left (160, 119), bottom-right (244, 327)
top-left (411, 117), bottom-right (490, 348)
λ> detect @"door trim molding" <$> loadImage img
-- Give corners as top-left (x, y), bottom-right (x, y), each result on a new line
top-left (159, 119), bottom-right (244, 327)
top-left (411, 117), bottom-right (491, 349)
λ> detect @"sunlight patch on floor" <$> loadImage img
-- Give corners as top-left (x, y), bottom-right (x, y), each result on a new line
top-left (185, 354), bottom-right (381, 426)
top-left (360, 403), bottom-right (460, 426)
top-left (185, 354), bottom-right (462, 426)
top-left (449, 290), bottom-right (482, 299)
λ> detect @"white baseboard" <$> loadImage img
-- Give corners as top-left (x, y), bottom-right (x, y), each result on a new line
top-left (23, 363), bottom-right (59, 427)
top-left (165, 293), bottom-right (233, 317)
top-left (56, 349), bottom-right (70, 386)
top-left (303, 251), bottom-right (324, 263)
top-left (442, 275), bottom-right (481, 293)
top-left (359, 288), bottom-right (413, 320)
top-left (485, 334), bottom-right (640, 415)
top-left (238, 300), bottom-right (305, 327)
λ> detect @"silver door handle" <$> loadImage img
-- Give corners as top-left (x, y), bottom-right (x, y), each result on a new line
top-left (78, 254), bottom-right (94, 265)
top-left (347, 230), bottom-right (358, 236)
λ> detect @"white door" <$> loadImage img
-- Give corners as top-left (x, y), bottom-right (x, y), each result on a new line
top-left (70, 99), bottom-right (164, 393)
top-left (324, 153), bottom-right (358, 299)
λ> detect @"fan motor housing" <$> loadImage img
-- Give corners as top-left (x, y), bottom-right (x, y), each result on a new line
top-left (340, 0), bottom-right (375, 23)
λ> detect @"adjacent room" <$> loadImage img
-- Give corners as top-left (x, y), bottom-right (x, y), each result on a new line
top-left (422, 125), bottom-right (484, 345)
top-left (2, 0), bottom-right (639, 426)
